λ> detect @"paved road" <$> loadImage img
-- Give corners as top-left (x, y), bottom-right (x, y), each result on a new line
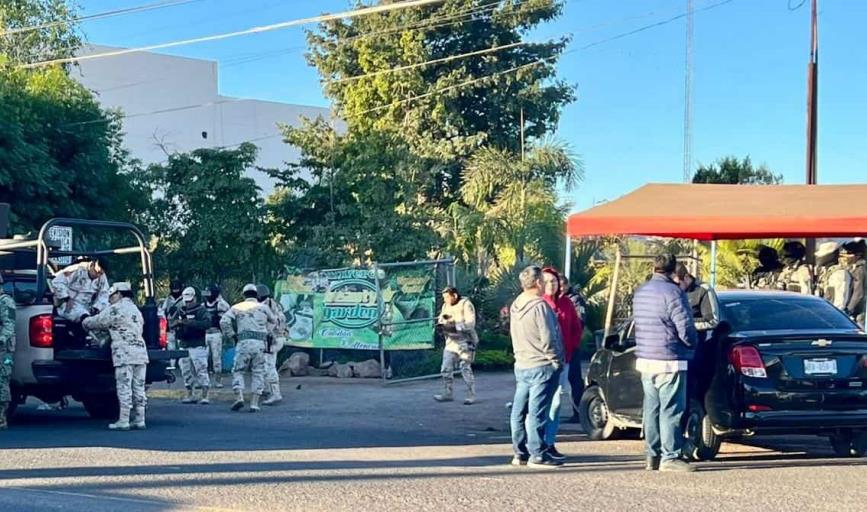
top-left (1, 373), bottom-right (865, 511)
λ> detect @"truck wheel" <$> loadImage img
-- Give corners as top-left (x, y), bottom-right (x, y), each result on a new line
top-left (81, 394), bottom-right (120, 420)
top-left (830, 432), bottom-right (867, 457)
top-left (579, 386), bottom-right (620, 440)
top-left (684, 399), bottom-right (721, 461)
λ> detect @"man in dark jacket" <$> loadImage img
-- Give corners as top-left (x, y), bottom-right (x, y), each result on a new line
top-left (633, 254), bottom-right (698, 473)
top-left (559, 275), bottom-right (587, 423)
top-left (173, 287), bottom-right (212, 405)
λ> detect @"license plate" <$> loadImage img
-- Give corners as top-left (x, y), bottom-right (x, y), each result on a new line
top-left (804, 358), bottom-right (837, 375)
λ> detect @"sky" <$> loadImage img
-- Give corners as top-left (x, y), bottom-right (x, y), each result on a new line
top-left (76, 0), bottom-right (867, 210)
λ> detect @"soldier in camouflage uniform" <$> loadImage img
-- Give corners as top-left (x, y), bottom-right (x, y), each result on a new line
top-left (159, 280), bottom-right (184, 356)
top-left (221, 284), bottom-right (275, 412)
top-left (434, 287), bottom-right (478, 405)
top-left (0, 275), bottom-right (17, 430)
top-left (203, 284), bottom-right (231, 389)
top-left (174, 287), bottom-right (212, 405)
top-left (842, 240), bottom-right (867, 328)
top-left (82, 282), bottom-right (150, 431)
top-left (751, 246), bottom-right (783, 290)
top-left (776, 241), bottom-right (814, 295)
top-left (814, 242), bottom-right (851, 311)
top-left (52, 260), bottom-right (110, 342)
top-left (257, 284), bottom-right (287, 406)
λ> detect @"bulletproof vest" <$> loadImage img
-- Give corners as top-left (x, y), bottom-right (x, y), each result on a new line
top-left (203, 300), bottom-right (222, 329)
top-left (752, 270), bottom-right (779, 290)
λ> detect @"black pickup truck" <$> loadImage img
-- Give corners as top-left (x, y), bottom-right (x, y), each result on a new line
top-left (0, 217), bottom-right (187, 419)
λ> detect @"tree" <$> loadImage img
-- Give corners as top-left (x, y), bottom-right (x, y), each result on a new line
top-left (132, 143), bottom-right (272, 284)
top-left (0, 65), bottom-right (145, 234)
top-left (303, 0), bottom-right (574, 202)
top-left (0, 0), bottom-right (81, 66)
top-left (692, 156), bottom-right (782, 185)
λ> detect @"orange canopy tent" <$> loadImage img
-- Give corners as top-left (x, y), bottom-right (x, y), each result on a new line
top-left (566, 183), bottom-right (867, 241)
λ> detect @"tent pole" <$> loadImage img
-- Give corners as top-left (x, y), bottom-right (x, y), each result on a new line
top-left (564, 235), bottom-right (572, 279)
top-left (710, 240), bottom-right (718, 288)
top-left (603, 247), bottom-right (622, 339)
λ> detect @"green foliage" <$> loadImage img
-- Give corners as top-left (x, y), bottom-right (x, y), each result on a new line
top-left (699, 239), bottom-right (784, 289)
top-left (0, 65), bottom-right (144, 234)
top-left (0, 0), bottom-right (81, 66)
top-left (473, 349), bottom-right (513, 370)
top-left (692, 156), bottom-right (782, 185)
top-left (132, 143), bottom-right (274, 285)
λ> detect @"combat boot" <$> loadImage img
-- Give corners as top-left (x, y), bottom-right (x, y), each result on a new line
top-left (231, 390), bottom-right (245, 411)
top-left (181, 387), bottom-right (196, 404)
top-left (262, 383), bottom-right (282, 406)
top-left (214, 374), bottom-right (224, 389)
top-left (131, 406), bottom-right (146, 430)
top-left (0, 402), bottom-right (8, 430)
top-left (249, 393), bottom-right (261, 412)
top-left (199, 387), bottom-right (210, 405)
top-left (464, 385), bottom-right (476, 406)
top-left (433, 380), bottom-right (454, 402)
top-left (108, 408), bottom-right (131, 431)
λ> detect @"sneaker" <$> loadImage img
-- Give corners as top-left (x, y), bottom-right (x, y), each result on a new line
top-left (645, 456), bottom-right (661, 471)
top-left (510, 456), bottom-right (529, 466)
top-left (433, 394), bottom-right (454, 402)
top-left (527, 455), bottom-right (564, 468)
top-left (659, 459), bottom-right (696, 473)
top-left (463, 397), bottom-right (475, 405)
top-left (547, 446), bottom-right (567, 461)
top-left (198, 398), bottom-right (210, 405)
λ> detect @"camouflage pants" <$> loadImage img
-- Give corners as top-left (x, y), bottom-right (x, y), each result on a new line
top-left (206, 331), bottom-right (223, 374)
top-left (115, 364), bottom-right (147, 411)
top-left (0, 353), bottom-right (12, 404)
top-left (232, 339), bottom-right (266, 395)
top-left (180, 346), bottom-right (210, 389)
top-left (264, 337), bottom-right (285, 385)
top-left (441, 347), bottom-right (475, 393)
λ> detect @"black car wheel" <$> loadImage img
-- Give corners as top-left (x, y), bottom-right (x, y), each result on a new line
top-left (683, 399), bottom-right (721, 461)
top-left (579, 386), bottom-right (619, 440)
top-left (81, 394), bottom-right (120, 420)
top-left (830, 432), bottom-right (867, 458)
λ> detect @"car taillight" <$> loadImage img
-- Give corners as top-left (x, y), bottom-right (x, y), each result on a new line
top-left (729, 345), bottom-right (767, 378)
top-left (748, 404), bottom-right (772, 412)
top-left (29, 314), bottom-right (53, 348)
top-left (159, 316), bottom-right (168, 349)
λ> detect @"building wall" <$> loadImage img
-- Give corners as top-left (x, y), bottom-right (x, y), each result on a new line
top-left (72, 45), bottom-right (331, 193)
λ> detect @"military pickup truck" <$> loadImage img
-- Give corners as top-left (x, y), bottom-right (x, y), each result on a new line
top-left (0, 215), bottom-right (186, 419)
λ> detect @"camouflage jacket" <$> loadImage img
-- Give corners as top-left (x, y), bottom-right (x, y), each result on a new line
top-left (51, 263), bottom-right (110, 316)
top-left (262, 298), bottom-right (287, 339)
top-left (776, 263), bottom-right (814, 295)
top-left (0, 292), bottom-right (15, 355)
top-left (220, 298), bottom-right (275, 343)
top-left (438, 298), bottom-right (479, 351)
top-left (816, 264), bottom-right (851, 310)
top-left (82, 298), bottom-right (149, 367)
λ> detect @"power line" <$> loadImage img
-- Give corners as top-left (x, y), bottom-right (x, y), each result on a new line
top-left (0, 0), bottom-right (207, 37)
top-left (20, 0), bottom-right (448, 69)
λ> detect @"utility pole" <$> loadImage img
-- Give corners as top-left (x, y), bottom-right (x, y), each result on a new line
top-left (805, 0), bottom-right (819, 261)
top-left (805, 0), bottom-right (819, 185)
top-left (682, 0), bottom-right (694, 183)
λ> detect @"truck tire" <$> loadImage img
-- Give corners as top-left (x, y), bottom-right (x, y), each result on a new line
top-left (81, 394), bottom-right (120, 420)
top-left (579, 386), bottom-right (620, 440)
top-left (683, 399), bottom-right (722, 461)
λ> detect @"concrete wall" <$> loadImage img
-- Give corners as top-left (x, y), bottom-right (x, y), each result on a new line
top-left (72, 45), bottom-right (332, 193)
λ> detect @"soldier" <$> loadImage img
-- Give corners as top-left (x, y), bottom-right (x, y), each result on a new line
top-left (51, 259), bottom-right (110, 324)
top-left (82, 282), bottom-right (149, 431)
top-left (751, 246), bottom-right (783, 290)
top-left (173, 287), bottom-right (212, 404)
top-left (434, 286), bottom-right (478, 405)
top-left (842, 240), bottom-right (867, 327)
top-left (814, 242), bottom-right (851, 311)
top-left (0, 275), bottom-right (16, 430)
top-left (777, 241), bottom-right (814, 295)
top-left (221, 284), bottom-right (275, 412)
top-left (203, 284), bottom-right (230, 389)
top-left (257, 284), bottom-right (287, 406)
top-left (159, 280), bottom-right (184, 354)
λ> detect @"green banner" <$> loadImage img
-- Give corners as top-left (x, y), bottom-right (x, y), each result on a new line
top-left (274, 264), bottom-right (437, 351)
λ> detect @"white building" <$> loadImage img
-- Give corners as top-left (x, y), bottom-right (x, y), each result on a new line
top-left (73, 45), bottom-right (332, 193)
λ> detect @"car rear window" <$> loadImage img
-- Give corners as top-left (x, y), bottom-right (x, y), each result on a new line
top-left (721, 297), bottom-right (857, 332)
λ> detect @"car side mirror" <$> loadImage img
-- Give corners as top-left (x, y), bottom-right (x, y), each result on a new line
top-left (604, 334), bottom-right (621, 350)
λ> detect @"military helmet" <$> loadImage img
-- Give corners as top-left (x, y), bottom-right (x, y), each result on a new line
top-left (842, 240), bottom-right (867, 256)
top-left (206, 283), bottom-right (221, 298)
top-left (256, 284), bottom-right (271, 299)
top-left (782, 241), bottom-right (806, 263)
top-left (108, 282), bottom-right (132, 295)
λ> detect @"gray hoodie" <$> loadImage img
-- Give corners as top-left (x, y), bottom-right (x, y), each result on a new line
top-left (509, 293), bottom-right (564, 370)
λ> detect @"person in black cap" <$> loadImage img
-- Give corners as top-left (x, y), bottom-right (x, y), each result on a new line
top-left (434, 286), bottom-right (478, 405)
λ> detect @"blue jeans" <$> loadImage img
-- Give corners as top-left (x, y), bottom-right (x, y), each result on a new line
top-left (641, 371), bottom-right (688, 461)
top-left (544, 362), bottom-right (570, 446)
top-left (511, 364), bottom-right (560, 459)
